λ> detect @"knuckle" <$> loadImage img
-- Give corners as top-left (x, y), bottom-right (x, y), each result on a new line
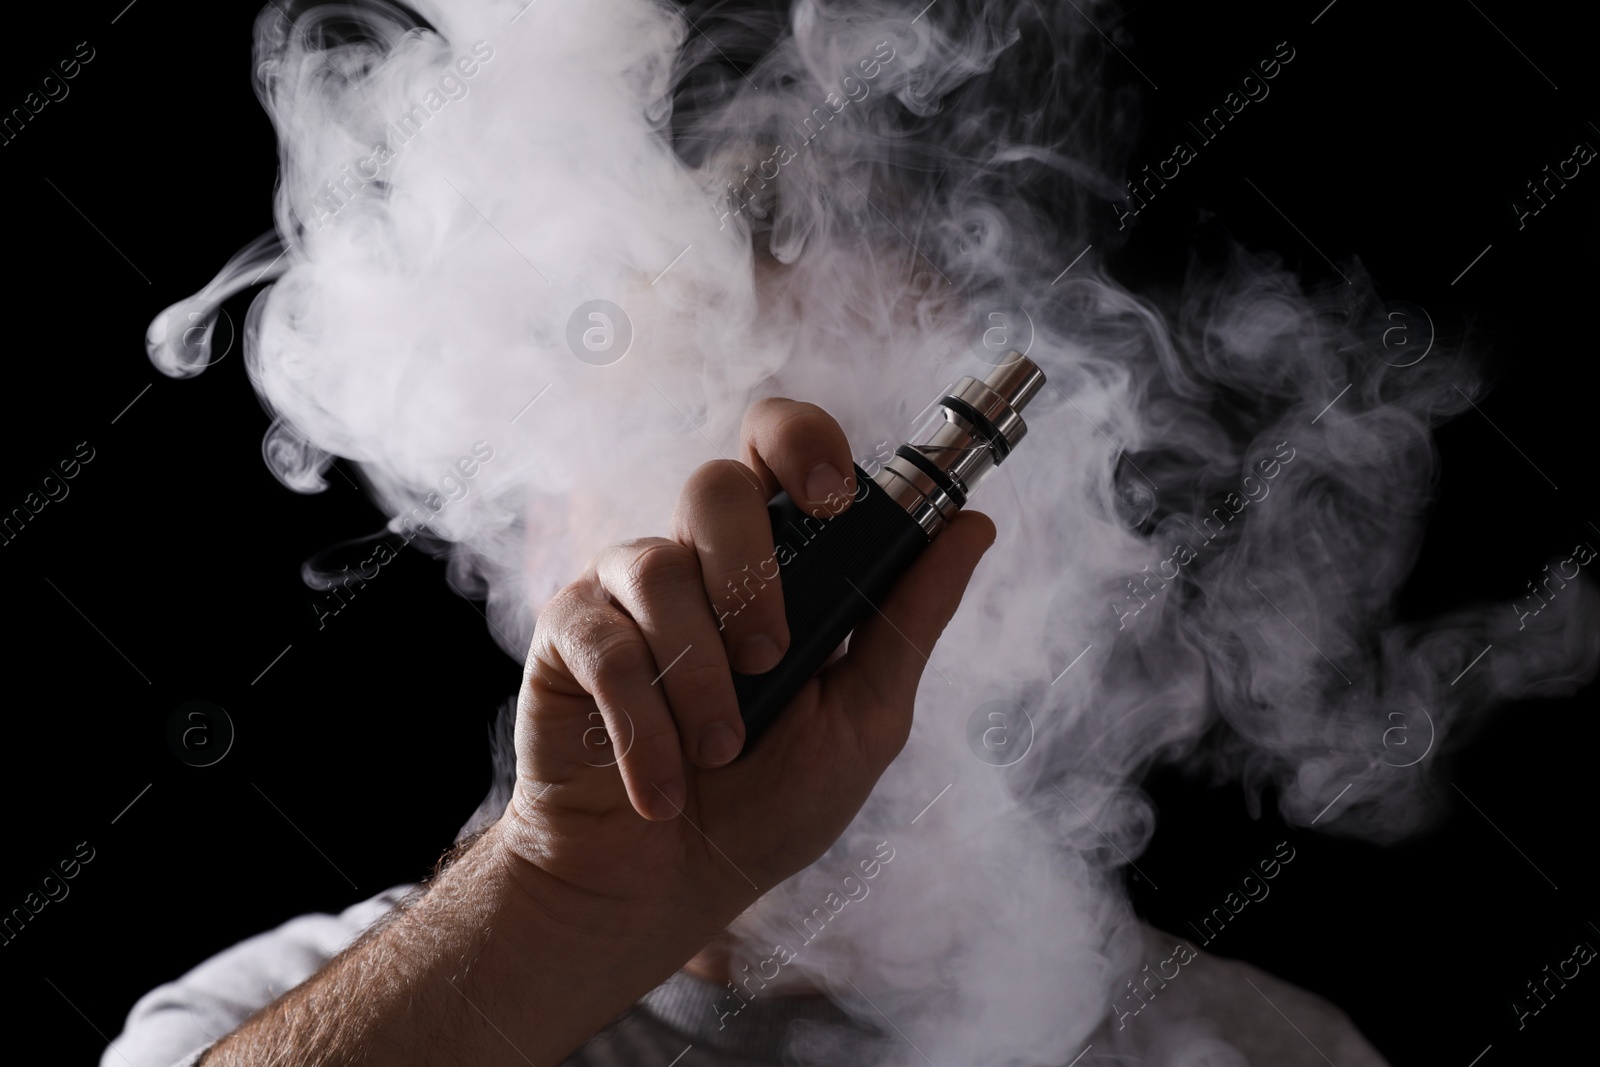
top-left (664, 657), bottom-right (734, 700)
top-left (588, 622), bottom-right (651, 676)
top-left (619, 539), bottom-right (698, 600)
top-left (685, 460), bottom-right (762, 511)
top-left (626, 720), bottom-right (684, 769)
top-left (564, 609), bottom-right (650, 682)
top-left (745, 396), bottom-right (823, 431)
top-left (527, 582), bottom-right (595, 683)
top-left (743, 396), bottom-right (791, 427)
top-left (540, 579), bottom-right (589, 626)
top-left (775, 400), bottom-right (830, 433)
top-left (768, 401), bottom-right (837, 446)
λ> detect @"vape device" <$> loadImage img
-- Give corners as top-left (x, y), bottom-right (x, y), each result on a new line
top-left (731, 353), bottom-right (1047, 743)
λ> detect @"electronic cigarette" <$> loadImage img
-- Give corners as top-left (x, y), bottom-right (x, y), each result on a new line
top-left (732, 353), bottom-right (1047, 744)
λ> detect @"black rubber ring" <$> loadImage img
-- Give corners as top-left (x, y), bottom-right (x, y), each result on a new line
top-left (894, 445), bottom-right (968, 508)
top-left (939, 395), bottom-right (1010, 463)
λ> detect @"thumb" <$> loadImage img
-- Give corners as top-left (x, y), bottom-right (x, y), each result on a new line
top-left (832, 510), bottom-right (998, 735)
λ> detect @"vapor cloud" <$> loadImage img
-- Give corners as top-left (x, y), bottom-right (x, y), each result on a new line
top-left (147, 1), bottom-right (1598, 1062)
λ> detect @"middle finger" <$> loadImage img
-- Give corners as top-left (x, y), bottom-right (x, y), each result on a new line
top-left (596, 537), bottom-right (746, 767)
top-left (669, 459), bottom-right (789, 677)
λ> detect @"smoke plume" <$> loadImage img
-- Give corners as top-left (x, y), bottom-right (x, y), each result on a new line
top-left (147, 0), bottom-right (1598, 1062)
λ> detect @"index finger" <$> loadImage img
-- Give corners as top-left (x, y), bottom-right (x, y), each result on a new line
top-left (740, 398), bottom-right (858, 518)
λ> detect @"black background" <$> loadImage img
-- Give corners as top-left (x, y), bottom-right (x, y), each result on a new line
top-left (0, 2), bottom-right (1593, 1064)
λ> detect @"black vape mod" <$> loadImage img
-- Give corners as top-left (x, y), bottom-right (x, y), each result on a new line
top-left (731, 353), bottom-right (1046, 743)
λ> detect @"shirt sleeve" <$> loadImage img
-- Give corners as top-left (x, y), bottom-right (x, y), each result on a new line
top-left (100, 885), bottom-right (415, 1067)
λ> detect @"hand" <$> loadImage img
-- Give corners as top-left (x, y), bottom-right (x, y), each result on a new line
top-left (198, 399), bottom-right (995, 1067)
top-left (497, 398), bottom-right (996, 944)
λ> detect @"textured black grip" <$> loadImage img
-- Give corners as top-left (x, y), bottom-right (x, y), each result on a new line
top-left (732, 463), bottom-right (930, 746)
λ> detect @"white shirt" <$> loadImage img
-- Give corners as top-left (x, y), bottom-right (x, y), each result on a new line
top-left (102, 885), bottom-right (1391, 1067)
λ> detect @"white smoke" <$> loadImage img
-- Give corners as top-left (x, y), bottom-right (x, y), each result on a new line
top-left (147, 0), bottom-right (1598, 1063)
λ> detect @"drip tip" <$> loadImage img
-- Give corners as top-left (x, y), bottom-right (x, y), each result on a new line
top-left (982, 352), bottom-right (1047, 420)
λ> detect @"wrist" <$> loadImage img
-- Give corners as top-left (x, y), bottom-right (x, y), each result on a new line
top-left (477, 814), bottom-right (727, 974)
top-left (205, 810), bottom-right (734, 1067)
top-left (372, 818), bottom-right (725, 1066)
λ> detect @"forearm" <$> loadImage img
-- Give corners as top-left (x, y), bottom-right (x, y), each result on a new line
top-left (202, 819), bottom-right (712, 1067)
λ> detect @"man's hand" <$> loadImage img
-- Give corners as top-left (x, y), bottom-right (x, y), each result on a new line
top-left (499, 397), bottom-right (995, 944)
top-left (199, 399), bottom-right (993, 1067)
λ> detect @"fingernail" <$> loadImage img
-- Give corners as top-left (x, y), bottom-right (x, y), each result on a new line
top-left (805, 462), bottom-right (851, 509)
top-left (735, 634), bottom-right (783, 674)
top-left (698, 722), bottom-right (743, 766)
top-left (649, 780), bottom-right (685, 820)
